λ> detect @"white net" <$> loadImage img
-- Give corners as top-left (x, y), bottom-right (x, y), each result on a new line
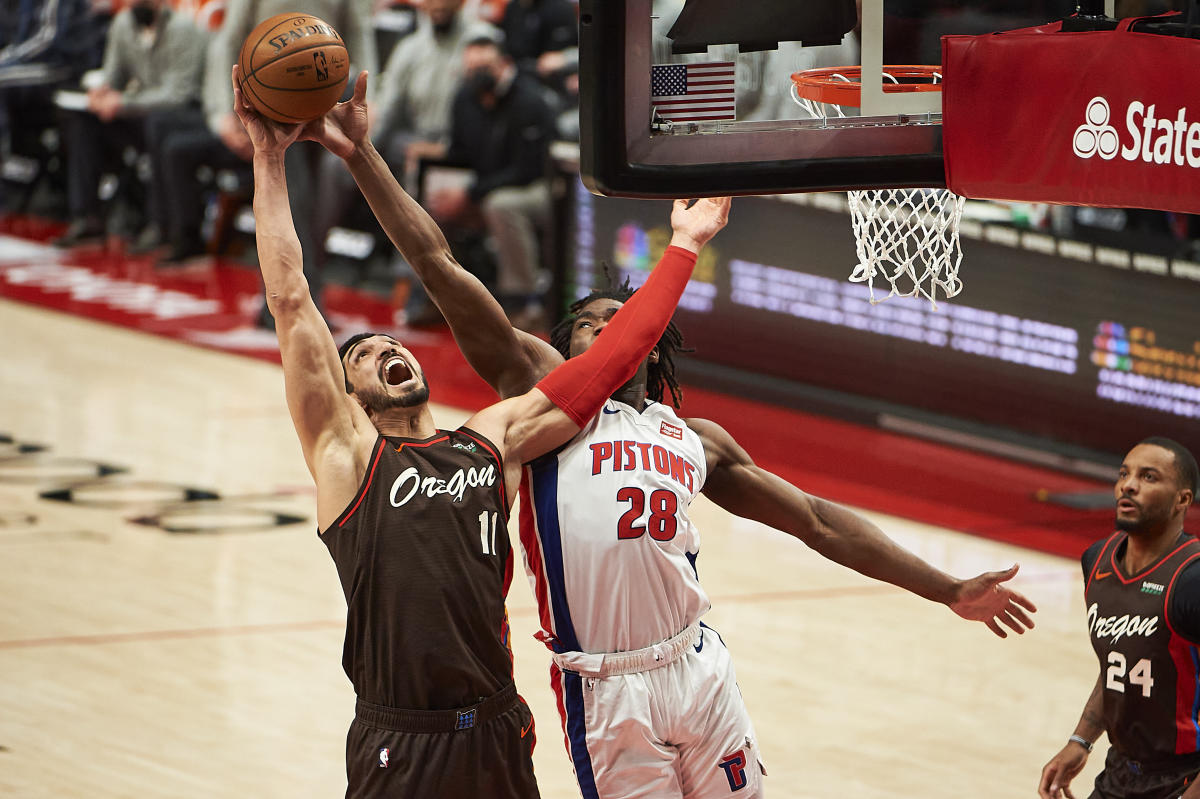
top-left (847, 187), bottom-right (964, 308)
top-left (791, 71), bottom-right (965, 309)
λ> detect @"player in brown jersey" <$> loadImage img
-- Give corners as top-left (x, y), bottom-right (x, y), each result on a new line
top-left (1040, 437), bottom-right (1200, 799)
top-left (232, 68), bottom-right (733, 798)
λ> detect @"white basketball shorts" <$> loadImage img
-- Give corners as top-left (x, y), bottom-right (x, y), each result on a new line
top-left (548, 623), bottom-right (766, 799)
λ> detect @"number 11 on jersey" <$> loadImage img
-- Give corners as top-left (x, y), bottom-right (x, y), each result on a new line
top-left (478, 510), bottom-right (498, 555)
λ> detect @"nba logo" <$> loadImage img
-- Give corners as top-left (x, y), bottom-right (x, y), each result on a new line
top-left (313, 51), bottom-right (329, 81)
top-left (378, 747), bottom-right (389, 768)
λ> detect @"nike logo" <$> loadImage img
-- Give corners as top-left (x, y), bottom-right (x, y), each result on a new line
top-left (602, 407), bottom-right (620, 414)
top-left (693, 628), bottom-right (704, 653)
top-left (1096, 571), bottom-right (1112, 579)
top-left (520, 718), bottom-right (534, 738)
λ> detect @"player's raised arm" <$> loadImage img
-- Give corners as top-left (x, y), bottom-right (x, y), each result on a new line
top-left (233, 66), bottom-right (365, 489)
top-left (692, 417), bottom-right (1037, 637)
top-left (467, 198), bottom-right (731, 487)
top-left (307, 71), bottom-right (560, 399)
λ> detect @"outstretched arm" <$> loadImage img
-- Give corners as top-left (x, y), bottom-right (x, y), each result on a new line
top-left (308, 72), bottom-right (560, 399)
top-left (467, 198), bottom-right (731, 489)
top-left (233, 66), bottom-right (367, 524)
top-left (1039, 675), bottom-right (1104, 799)
top-left (692, 417), bottom-right (1037, 637)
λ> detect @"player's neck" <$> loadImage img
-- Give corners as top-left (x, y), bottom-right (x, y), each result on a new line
top-left (372, 407), bottom-right (438, 440)
top-left (1122, 524), bottom-right (1184, 574)
top-left (610, 384), bottom-right (648, 412)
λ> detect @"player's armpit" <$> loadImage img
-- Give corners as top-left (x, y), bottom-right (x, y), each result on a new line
top-left (690, 417), bottom-right (824, 536)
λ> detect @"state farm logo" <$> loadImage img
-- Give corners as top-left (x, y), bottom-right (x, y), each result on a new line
top-left (1073, 97), bottom-right (1120, 160)
top-left (1073, 95), bottom-right (1200, 168)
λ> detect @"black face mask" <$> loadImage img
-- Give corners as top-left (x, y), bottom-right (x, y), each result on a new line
top-left (131, 3), bottom-right (157, 28)
top-left (464, 67), bottom-right (497, 97)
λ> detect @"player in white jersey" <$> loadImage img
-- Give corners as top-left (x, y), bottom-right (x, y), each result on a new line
top-left (307, 83), bottom-right (1039, 799)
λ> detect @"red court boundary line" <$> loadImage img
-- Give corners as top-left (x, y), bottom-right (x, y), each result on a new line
top-left (0, 570), bottom-right (1074, 650)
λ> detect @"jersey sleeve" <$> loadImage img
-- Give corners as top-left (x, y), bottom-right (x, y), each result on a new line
top-left (1168, 558), bottom-right (1200, 645)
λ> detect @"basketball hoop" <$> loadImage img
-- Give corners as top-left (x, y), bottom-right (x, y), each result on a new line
top-left (790, 65), bottom-right (965, 309)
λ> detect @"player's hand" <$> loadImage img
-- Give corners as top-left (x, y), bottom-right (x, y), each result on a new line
top-left (1038, 742), bottom-right (1088, 798)
top-left (667, 197), bottom-right (732, 253)
top-left (305, 70), bottom-right (368, 158)
top-left (231, 65), bottom-right (305, 157)
top-left (949, 563), bottom-right (1037, 637)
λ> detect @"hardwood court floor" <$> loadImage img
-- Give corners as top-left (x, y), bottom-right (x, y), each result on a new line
top-left (1, 297), bottom-right (1108, 798)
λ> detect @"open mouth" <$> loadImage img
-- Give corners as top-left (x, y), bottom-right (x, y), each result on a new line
top-left (383, 356), bottom-right (414, 387)
top-left (1117, 499), bottom-right (1139, 513)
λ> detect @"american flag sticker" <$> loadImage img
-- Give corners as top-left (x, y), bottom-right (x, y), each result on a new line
top-left (651, 61), bottom-right (736, 122)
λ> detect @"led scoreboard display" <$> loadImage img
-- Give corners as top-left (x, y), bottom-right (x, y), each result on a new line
top-left (566, 185), bottom-right (1200, 457)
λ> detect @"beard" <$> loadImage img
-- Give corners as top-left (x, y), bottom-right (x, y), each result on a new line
top-left (356, 381), bottom-right (430, 415)
top-left (1114, 499), bottom-right (1172, 534)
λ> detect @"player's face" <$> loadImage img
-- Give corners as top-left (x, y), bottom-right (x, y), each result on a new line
top-left (342, 335), bottom-right (429, 413)
top-left (567, 298), bottom-right (658, 386)
top-left (568, 299), bottom-right (623, 358)
top-left (1114, 444), bottom-right (1188, 534)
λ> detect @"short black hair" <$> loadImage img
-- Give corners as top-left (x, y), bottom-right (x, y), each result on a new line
top-left (337, 331), bottom-right (390, 392)
top-left (549, 272), bottom-right (691, 408)
top-left (1138, 436), bottom-right (1199, 497)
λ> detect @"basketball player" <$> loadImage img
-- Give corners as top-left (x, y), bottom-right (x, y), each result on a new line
top-left (305, 72), bottom-right (1037, 799)
top-left (1039, 438), bottom-right (1200, 799)
top-left (231, 67), bottom-right (732, 798)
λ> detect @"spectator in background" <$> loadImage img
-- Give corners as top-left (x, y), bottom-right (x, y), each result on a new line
top-left (360, 0), bottom-right (495, 182)
top-left (0, 0), bottom-right (103, 211)
top-left (499, 0), bottom-right (578, 140)
top-left (133, 31), bottom-right (239, 262)
top-left (431, 35), bottom-right (556, 331)
top-left (204, 0), bottom-right (377, 321)
top-left (53, 0), bottom-right (205, 246)
top-left (311, 0), bottom-right (495, 326)
top-left (498, 0), bottom-right (577, 89)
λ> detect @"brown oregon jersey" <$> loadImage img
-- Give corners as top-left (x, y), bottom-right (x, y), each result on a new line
top-left (1085, 532), bottom-right (1200, 763)
top-left (320, 428), bottom-right (514, 711)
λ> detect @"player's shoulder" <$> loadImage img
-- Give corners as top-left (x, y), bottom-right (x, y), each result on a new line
top-left (1081, 534), bottom-right (1119, 579)
top-left (679, 415), bottom-right (740, 460)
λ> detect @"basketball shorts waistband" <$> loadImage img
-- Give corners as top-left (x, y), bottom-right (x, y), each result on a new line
top-left (1114, 748), bottom-right (1200, 776)
top-left (552, 623), bottom-right (701, 678)
top-left (354, 683), bottom-right (518, 734)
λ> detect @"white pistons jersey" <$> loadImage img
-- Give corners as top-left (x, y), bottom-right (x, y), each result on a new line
top-left (519, 399), bottom-right (711, 654)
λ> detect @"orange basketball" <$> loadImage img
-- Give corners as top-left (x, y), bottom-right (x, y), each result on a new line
top-left (237, 13), bottom-right (349, 123)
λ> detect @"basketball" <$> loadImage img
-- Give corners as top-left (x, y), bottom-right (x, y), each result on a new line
top-left (237, 13), bottom-right (349, 124)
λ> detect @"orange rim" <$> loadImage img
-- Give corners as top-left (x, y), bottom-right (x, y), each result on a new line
top-left (790, 65), bottom-right (943, 108)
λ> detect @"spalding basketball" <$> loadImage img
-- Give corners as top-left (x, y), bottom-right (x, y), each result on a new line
top-left (237, 13), bottom-right (349, 123)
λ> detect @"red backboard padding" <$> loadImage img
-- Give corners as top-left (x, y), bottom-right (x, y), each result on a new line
top-left (942, 14), bottom-right (1200, 213)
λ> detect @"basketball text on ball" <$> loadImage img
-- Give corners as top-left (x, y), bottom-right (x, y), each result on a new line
top-left (268, 23), bottom-right (340, 53)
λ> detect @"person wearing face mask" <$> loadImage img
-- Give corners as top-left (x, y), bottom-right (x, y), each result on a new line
top-left (53, 0), bottom-right (205, 247)
top-left (427, 33), bottom-right (556, 332)
top-left (305, 0), bottom-right (497, 329)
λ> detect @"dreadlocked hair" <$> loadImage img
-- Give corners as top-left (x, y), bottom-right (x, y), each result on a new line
top-left (549, 268), bottom-right (692, 408)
